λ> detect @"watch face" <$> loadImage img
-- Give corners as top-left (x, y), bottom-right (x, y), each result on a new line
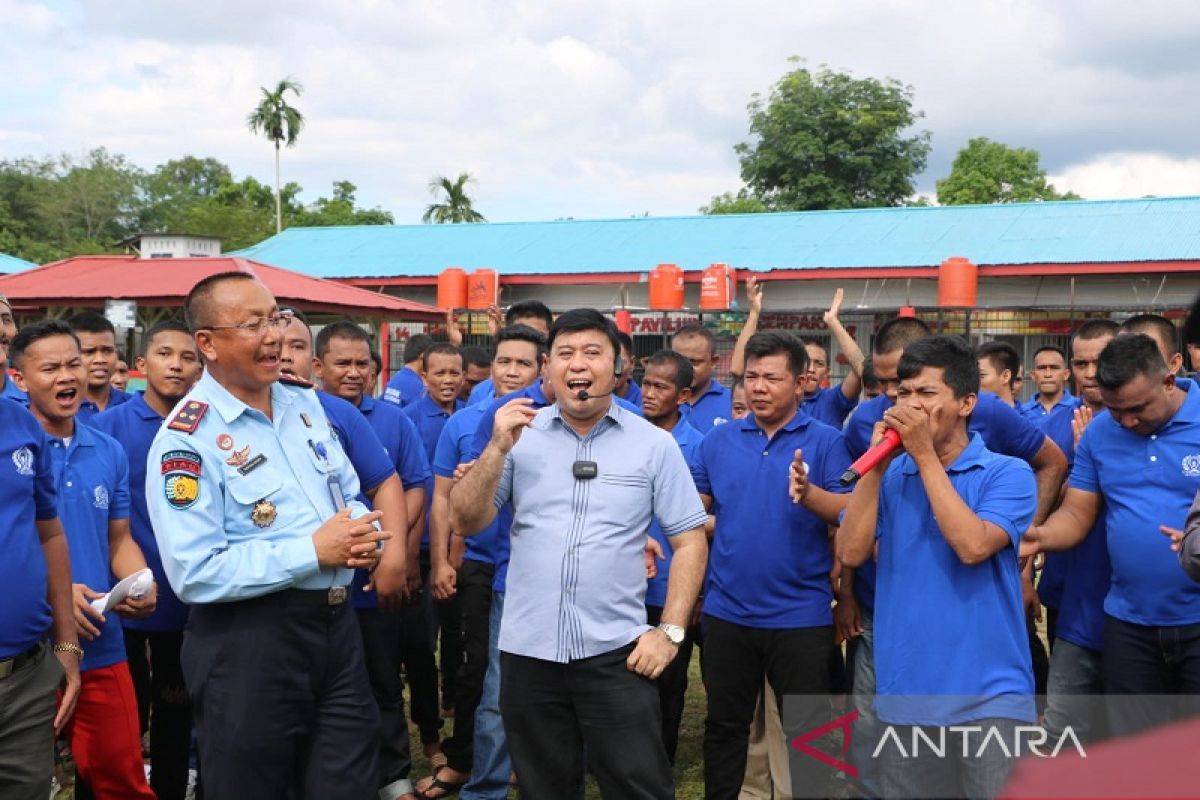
top-left (659, 624), bottom-right (684, 644)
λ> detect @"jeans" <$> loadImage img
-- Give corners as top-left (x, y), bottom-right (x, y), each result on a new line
top-left (1042, 639), bottom-right (1104, 743)
top-left (1103, 614), bottom-right (1200, 737)
top-left (849, 607), bottom-right (879, 797)
top-left (876, 717), bottom-right (1026, 800)
top-left (701, 616), bottom-right (834, 800)
top-left (460, 591), bottom-right (511, 800)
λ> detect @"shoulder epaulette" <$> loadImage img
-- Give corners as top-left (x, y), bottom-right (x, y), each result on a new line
top-left (278, 374), bottom-right (315, 389)
top-left (167, 400), bottom-right (208, 434)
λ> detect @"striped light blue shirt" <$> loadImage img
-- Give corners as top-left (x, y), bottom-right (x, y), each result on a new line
top-left (495, 401), bottom-right (708, 662)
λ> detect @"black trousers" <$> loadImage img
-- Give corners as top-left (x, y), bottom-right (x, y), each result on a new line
top-left (124, 629), bottom-right (192, 800)
top-left (442, 559), bottom-right (494, 774)
top-left (181, 591), bottom-right (379, 799)
top-left (701, 616), bottom-right (834, 800)
top-left (399, 551), bottom-right (442, 744)
top-left (356, 607), bottom-right (414, 790)
top-left (644, 604), bottom-right (697, 764)
top-left (501, 643), bottom-right (673, 800)
top-left (438, 591), bottom-right (462, 712)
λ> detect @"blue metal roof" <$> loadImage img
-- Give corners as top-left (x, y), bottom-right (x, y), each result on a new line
top-left (233, 196), bottom-right (1200, 278)
top-left (0, 253), bottom-right (35, 273)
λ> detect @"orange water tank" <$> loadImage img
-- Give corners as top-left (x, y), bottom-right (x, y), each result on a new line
top-left (938, 257), bottom-right (978, 308)
top-left (648, 263), bottom-right (684, 310)
top-left (898, 306), bottom-right (918, 318)
top-left (700, 263), bottom-right (736, 310)
top-left (437, 267), bottom-right (467, 310)
top-left (466, 268), bottom-right (499, 310)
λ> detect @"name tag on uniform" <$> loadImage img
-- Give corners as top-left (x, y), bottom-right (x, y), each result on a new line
top-left (238, 454), bottom-right (268, 475)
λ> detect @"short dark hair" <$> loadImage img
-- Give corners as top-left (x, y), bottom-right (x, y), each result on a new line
top-left (672, 323), bottom-right (715, 355)
top-left (495, 324), bottom-right (547, 362)
top-left (183, 271), bottom-right (257, 331)
top-left (1121, 314), bottom-right (1179, 354)
top-left (975, 341), bottom-right (1021, 387)
top-left (422, 343), bottom-right (463, 371)
top-left (862, 357), bottom-right (880, 389)
top-left (873, 317), bottom-right (931, 356)
top-left (67, 310), bottom-right (115, 337)
top-left (506, 300), bottom-right (553, 329)
top-left (141, 320), bottom-right (193, 357)
top-left (744, 332), bottom-right (808, 378)
top-left (898, 335), bottom-right (979, 399)
top-left (1097, 333), bottom-right (1167, 391)
top-left (315, 321), bottom-right (371, 359)
top-left (547, 308), bottom-right (622, 362)
top-left (369, 348), bottom-right (382, 374)
top-left (1073, 318), bottom-right (1120, 342)
top-left (11, 320), bottom-right (79, 367)
top-left (616, 331), bottom-right (634, 356)
top-left (461, 345), bottom-right (491, 370)
top-left (643, 349), bottom-right (694, 392)
top-left (1033, 345), bottom-right (1067, 364)
top-left (404, 334), bottom-right (435, 364)
top-left (801, 337), bottom-right (829, 359)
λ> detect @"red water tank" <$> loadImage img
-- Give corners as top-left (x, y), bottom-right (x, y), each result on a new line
top-left (614, 309), bottom-right (633, 333)
top-left (700, 263), bottom-right (736, 310)
top-left (648, 263), bottom-right (684, 310)
top-left (938, 257), bottom-right (978, 308)
top-left (437, 267), bottom-right (467, 310)
top-left (466, 268), bottom-right (499, 310)
top-left (898, 306), bottom-right (918, 318)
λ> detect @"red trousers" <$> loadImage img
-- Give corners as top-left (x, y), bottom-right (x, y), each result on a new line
top-left (67, 661), bottom-right (156, 799)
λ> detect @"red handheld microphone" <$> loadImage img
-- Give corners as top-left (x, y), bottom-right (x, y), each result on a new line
top-left (839, 428), bottom-right (902, 486)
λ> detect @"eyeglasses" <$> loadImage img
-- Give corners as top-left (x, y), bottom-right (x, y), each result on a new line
top-left (201, 310), bottom-right (295, 336)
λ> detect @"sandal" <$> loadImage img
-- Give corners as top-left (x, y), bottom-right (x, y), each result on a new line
top-left (415, 765), bottom-right (470, 799)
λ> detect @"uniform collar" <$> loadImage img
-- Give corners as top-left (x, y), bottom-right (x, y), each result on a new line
top-left (129, 391), bottom-right (166, 420)
top-left (900, 432), bottom-right (988, 475)
top-left (693, 379), bottom-right (728, 402)
top-left (416, 393), bottom-right (461, 417)
top-left (199, 369), bottom-right (293, 424)
top-left (547, 399), bottom-right (625, 432)
top-left (669, 418), bottom-right (701, 445)
top-left (737, 407), bottom-right (812, 435)
top-left (56, 418), bottom-right (97, 452)
top-left (527, 378), bottom-right (549, 406)
top-left (358, 392), bottom-right (377, 413)
top-left (1160, 378), bottom-right (1200, 432)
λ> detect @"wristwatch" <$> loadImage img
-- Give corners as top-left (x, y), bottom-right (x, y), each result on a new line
top-left (657, 623), bottom-right (685, 646)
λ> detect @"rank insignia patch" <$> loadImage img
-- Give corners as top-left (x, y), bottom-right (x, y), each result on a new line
top-left (168, 401), bottom-right (208, 434)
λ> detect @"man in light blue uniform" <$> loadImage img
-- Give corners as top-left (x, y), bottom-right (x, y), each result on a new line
top-left (451, 309), bottom-right (708, 799)
top-left (145, 272), bottom-right (392, 800)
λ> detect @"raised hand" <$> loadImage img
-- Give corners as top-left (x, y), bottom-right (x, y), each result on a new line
top-left (789, 448), bottom-right (810, 504)
top-left (1072, 404), bottom-right (1094, 450)
top-left (823, 288), bottom-right (845, 327)
top-left (491, 398), bottom-right (538, 454)
top-left (445, 308), bottom-right (464, 347)
top-left (746, 275), bottom-right (763, 315)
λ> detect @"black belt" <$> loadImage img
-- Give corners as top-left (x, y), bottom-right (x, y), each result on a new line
top-left (0, 641), bottom-right (43, 680)
top-left (234, 586), bottom-right (350, 608)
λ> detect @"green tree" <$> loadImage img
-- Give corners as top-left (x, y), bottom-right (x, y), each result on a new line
top-left (247, 77), bottom-right (305, 233)
top-left (734, 60), bottom-right (931, 211)
top-left (936, 137), bottom-right (1081, 205)
top-left (700, 191), bottom-right (768, 215)
top-left (422, 173), bottom-right (486, 223)
top-left (292, 181), bottom-right (394, 227)
top-left (139, 156), bottom-right (235, 232)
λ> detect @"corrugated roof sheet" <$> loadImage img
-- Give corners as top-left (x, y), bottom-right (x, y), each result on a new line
top-left (0, 253), bottom-right (35, 273)
top-left (232, 196), bottom-right (1200, 278)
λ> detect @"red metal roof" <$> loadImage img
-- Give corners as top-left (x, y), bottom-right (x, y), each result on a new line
top-left (0, 255), bottom-right (439, 319)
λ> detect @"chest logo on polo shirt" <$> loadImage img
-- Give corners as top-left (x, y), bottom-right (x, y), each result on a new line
top-left (12, 446), bottom-right (33, 476)
top-left (93, 485), bottom-right (109, 510)
top-left (1183, 454), bottom-right (1200, 478)
top-left (713, 417), bottom-right (729, 427)
top-left (161, 450), bottom-right (202, 510)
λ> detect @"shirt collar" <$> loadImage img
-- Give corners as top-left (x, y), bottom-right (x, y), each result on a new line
top-left (547, 398), bottom-right (625, 434)
top-left (694, 379), bottom-right (728, 402)
top-left (57, 418), bottom-right (97, 452)
top-left (736, 407), bottom-right (812, 434)
top-left (130, 391), bottom-right (165, 421)
top-left (1161, 378), bottom-right (1200, 431)
top-left (900, 432), bottom-right (988, 475)
top-left (417, 393), bottom-right (461, 417)
top-left (199, 369), bottom-right (293, 424)
top-left (358, 392), bottom-right (376, 413)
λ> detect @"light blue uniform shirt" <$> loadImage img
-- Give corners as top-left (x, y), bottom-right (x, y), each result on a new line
top-left (496, 402), bottom-right (708, 663)
top-left (146, 371), bottom-right (369, 605)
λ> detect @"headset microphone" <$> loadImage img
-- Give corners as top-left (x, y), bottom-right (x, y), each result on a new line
top-left (576, 388), bottom-right (615, 401)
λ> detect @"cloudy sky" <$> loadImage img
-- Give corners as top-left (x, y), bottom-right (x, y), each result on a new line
top-left (3, 0), bottom-right (1199, 223)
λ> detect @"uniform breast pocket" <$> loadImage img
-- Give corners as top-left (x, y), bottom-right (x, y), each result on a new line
top-left (597, 472), bottom-right (653, 508)
top-left (305, 433), bottom-right (345, 475)
top-left (226, 470), bottom-right (284, 507)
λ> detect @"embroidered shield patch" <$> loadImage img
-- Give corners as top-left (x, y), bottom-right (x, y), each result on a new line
top-left (161, 450), bottom-right (202, 510)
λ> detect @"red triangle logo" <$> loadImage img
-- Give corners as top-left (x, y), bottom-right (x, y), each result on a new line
top-left (790, 709), bottom-right (859, 778)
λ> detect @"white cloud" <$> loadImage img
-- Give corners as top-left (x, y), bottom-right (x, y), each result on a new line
top-left (1050, 153), bottom-right (1200, 200)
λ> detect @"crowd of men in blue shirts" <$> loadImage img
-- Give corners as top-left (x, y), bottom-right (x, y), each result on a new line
top-left (5, 278), bottom-right (1200, 800)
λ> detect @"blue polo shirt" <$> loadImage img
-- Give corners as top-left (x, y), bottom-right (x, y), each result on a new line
top-left (846, 391), bottom-right (1048, 611)
top-left (91, 394), bottom-right (189, 632)
top-left (1020, 390), bottom-right (1076, 422)
top-left (383, 365), bottom-right (425, 408)
top-left (874, 434), bottom-right (1036, 725)
top-left (324, 392), bottom-right (429, 610)
top-left (467, 377), bottom-right (496, 406)
top-left (76, 385), bottom-right (132, 424)
top-left (684, 379), bottom-right (732, 433)
top-left (1, 370), bottom-right (28, 405)
top-left (0, 399), bottom-right (57, 658)
top-left (1029, 396), bottom-right (1081, 610)
top-left (1070, 381), bottom-right (1200, 626)
top-left (645, 418), bottom-right (705, 608)
top-left (405, 394), bottom-right (465, 548)
top-left (52, 422), bottom-right (132, 672)
top-left (434, 402), bottom-right (505, 566)
top-left (619, 380), bottom-right (643, 408)
top-left (801, 385), bottom-right (858, 428)
top-left (693, 410), bottom-right (851, 629)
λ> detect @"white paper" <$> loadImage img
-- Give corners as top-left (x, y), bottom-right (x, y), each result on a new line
top-left (90, 568), bottom-right (154, 614)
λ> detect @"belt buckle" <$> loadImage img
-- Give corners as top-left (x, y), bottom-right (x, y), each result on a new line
top-left (0, 659), bottom-right (13, 680)
top-left (327, 586), bottom-right (347, 606)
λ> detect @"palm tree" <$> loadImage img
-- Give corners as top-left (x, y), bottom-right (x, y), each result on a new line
top-left (422, 173), bottom-right (486, 223)
top-left (247, 77), bottom-right (304, 233)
